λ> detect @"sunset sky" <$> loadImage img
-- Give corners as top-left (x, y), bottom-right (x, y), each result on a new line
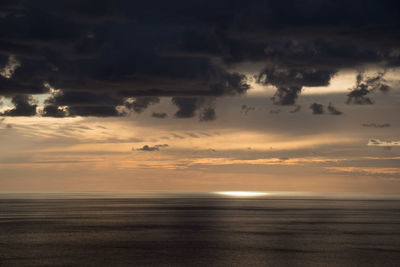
top-left (0, 0), bottom-right (399, 192)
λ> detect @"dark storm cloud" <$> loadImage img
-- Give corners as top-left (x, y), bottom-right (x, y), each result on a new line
top-left (68, 106), bottom-right (120, 117)
top-left (152, 112), bottom-right (168, 119)
top-left (0, 95), bottom-right (37, 116)
top-left (258, 68), bottom-right (334, 88)
top-left (309, 103), bottom-right (324, 115)
top-left (46, 91), bottom-right (122, 107)
top-left (0, 0), bottom-right (400, 115)
top-left (135, 144), bottom-right (169, 151)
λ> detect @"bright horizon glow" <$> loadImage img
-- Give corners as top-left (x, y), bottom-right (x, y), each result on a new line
top-left (215, 191), bottom-right (269, 197)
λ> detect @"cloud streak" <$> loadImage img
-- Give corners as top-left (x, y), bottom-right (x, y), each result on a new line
top-left (134, 144), bottom-right (169, 151)
top-left (363, 123), bottom-right (391, 128)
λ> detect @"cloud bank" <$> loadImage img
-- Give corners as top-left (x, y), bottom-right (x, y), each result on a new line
top-left (0, 0), bottom-right (399, 118)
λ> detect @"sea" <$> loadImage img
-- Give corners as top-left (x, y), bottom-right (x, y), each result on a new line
top-left (0, 192), bottom-right (399, 266)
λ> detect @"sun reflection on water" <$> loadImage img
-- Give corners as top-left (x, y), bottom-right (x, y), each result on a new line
top-left (215, 191), bottom-right (269, 197)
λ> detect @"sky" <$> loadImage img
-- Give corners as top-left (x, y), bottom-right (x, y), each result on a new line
top-left (0, 0), bottom-right (399, 193)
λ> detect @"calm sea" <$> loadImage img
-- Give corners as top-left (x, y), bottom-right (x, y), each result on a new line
top-left (1, 192), bottom-right (399, 266)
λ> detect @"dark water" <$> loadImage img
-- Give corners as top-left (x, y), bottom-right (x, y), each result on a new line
top-left (1, 193), bottom-right (400, 266)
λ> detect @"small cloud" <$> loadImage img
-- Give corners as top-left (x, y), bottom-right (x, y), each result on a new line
top-left (152, 112), bottom-right (168, 119)
top-left (271, 86), bottom-right (302, 106)
top-left (200, 107), bottom-right (216, 121)
top-left (270, 109), bottom-right (281, 114)
top-left (0, 54), bottom-right (21, 79)
top-left (367, 139), bottom-right (400, 147)
top-left (346, 71), bottom-right (390, 105)
top-left (240, 105), bottom-right (255, 115)
top-left (362, 123), bottom-right (391, 128)
top-left (134, 144), bottom-right (169, 151)
top-left (327, 103), bottom-right (342, 115)
top-left (289, 105), bottom-right (301, 113)
top-left (310, 103), bottom-right (324, 114)
top-left (172, 97), bottom-right (204, 118)
top-left (309, 102), bottom-right (342, 115)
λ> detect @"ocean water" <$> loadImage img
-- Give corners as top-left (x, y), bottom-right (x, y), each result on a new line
top-left (0, 192), bottom-right (400, 266)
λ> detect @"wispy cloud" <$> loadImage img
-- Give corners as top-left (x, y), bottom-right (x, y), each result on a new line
top-left (362, 123), bottom-right (391, 128)
top-left (326, 167), bottom-right (400, 176)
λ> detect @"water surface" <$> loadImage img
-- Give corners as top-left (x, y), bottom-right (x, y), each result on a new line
top-left (1, 192), bottom-right (399, 266)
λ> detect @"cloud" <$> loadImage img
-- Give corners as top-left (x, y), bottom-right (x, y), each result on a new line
top-left (240, 105), bottom-right (255, 115)
top-left (327, 103), bottom-right (342, 115)
top-left (326, 167), bottom-right (400, 176)
top-left (362, 123), bottom-right (391, 128)
top-left (68, 106), bottom-right (120, 117)
top-left (367, 139), bottom-right (400, 147)
top-left (200, 107), bottom-right (216, 121)
top-left (172, 97), bottom-right (204, 118)
top-left (42, 105), bottom-right (68, 118)
top-left (0, 54), bottom-right (20, 79)
top-left (152, 112), bottom-right (168, 119)
top-left (172, 134), bottom-right (185, 139)
top-left (309, 102), bottom-right (342, 115)
top-left (0, 95), bottom-right (37, 116)
top-left (289, 105), bottom-right (301, 113)
top-left (186, 133), bottom-right (199, 138)
top-left (0, 0), bottom-right (399, 116)
top-left (346, 71), bottom-right (390, 105)
top-left (123, 97), bottom-right (160, 113)
top-left (269, 109), bottom-right (281, 114)
top-left (134, 144), bottom-right (168, 151)
top-left (310, 103), bottom-right (324, 115)
top-left (271, 86), bottom-right (302, 106)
